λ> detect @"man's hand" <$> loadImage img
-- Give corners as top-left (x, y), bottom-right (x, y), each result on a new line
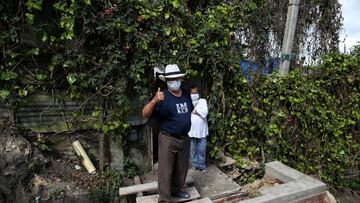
top-left (152, 87), bottom-right (164, 104)
top-left (143, 87), bottom-right (164, 118)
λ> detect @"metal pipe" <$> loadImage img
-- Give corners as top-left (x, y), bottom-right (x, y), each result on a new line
top-left (279, 0), bottom-right (300, 76)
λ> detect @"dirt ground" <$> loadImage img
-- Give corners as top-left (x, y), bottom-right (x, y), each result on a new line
top-left (0, 123), bottom-right (121, 202)
top-left (29, 156), bottom-right (99, 201)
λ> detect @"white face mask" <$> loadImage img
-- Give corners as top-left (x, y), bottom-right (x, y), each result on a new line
top-left (167, 80), bottom-right (181, 91)
top-left (191, 93), bottom-right (199, 101)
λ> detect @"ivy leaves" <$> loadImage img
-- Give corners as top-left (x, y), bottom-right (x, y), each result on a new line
top-left (25, 0), bottom-right (43, 24)
top-left (211, 52), bottom-right (360, 189)
top-left (0, 90), bottom-right (10, 100)
top-left (66, 73), bottom-right (77, 85)
top-left (1, 70), bottom-right (18, 81)
top-left (171, 0), bottom-right (182, 9)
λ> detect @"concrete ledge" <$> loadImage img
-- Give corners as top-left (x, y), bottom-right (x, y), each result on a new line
top-left (265, 161), bottom-right (318, 183)
top-left (238, 161), bottom-right (327, 203)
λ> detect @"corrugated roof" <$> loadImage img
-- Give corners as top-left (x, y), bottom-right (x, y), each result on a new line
top-left (13, 94), bottom-right (99, 132)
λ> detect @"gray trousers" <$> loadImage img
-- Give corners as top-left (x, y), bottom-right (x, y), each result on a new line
top-left (158, 132), bottom-right (190, 203)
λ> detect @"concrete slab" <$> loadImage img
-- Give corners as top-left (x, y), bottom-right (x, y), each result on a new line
top-left (188, 164), bottom-right (242, 200)
top-left (238, 161), bottom-right (327, 203)
top-left (259, 180), bottom-right (326, 197)
top-left (135, 186), bottom-right (200, 203)
top-left (265, 161), bottom-right (314, 182)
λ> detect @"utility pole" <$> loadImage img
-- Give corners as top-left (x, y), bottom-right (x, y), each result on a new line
top-left (279, 0), bottom-right (300, 76)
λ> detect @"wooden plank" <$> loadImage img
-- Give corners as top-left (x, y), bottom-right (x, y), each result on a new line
top-left (120, 181), bottom-right (156, 197)
top-left (119, 176), bottom-right (194, 196)
top-left (136, 186), bottom-right (200, 203)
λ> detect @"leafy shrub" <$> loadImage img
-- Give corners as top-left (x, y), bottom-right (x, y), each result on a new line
top-left (90, 169), bottom-right (122, 203)
top-left (123, 158), bottom-right (139, 179)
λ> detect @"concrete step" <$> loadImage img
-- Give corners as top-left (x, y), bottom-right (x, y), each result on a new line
top-left (136, 186), bottom-right (201, 203)
top-left (188, 164), bottom-right (241, 199)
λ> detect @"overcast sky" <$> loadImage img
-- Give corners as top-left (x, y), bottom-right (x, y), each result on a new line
top-left (339, 0), bottom-right (360, 52)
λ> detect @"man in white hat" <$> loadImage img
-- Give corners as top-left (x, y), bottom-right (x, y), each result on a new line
top-left (142, 64), bottom-right (193, 202)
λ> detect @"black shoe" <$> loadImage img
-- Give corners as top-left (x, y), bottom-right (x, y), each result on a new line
top-left (198, 168), bottom-right (208, 173)
top-left (171, 191), bottom-right (190, 199)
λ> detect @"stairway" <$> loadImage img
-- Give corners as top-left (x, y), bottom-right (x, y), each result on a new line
top-left (119, 164), bottom-right (242, 203)
top-left (119, 176), bottom-right (212, 203)
top-left (135, 186), bottom-right (212, 203)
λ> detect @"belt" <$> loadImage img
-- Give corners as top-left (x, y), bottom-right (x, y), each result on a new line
top-left (161, 131), bottom-right (187, 140)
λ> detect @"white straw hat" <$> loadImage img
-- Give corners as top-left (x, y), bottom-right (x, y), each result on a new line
top-left (159, 64), bottom-right (186, 81)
